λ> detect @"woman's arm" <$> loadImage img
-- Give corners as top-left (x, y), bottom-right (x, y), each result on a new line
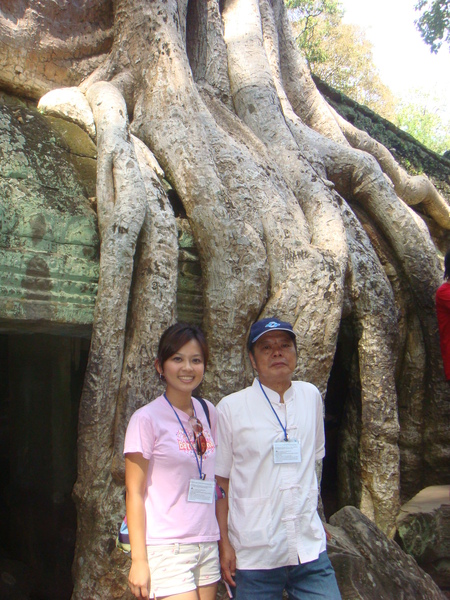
top-left (125, 452), bottom-right (150, 599)
top-left (215, 475), bottom-right (236, 588)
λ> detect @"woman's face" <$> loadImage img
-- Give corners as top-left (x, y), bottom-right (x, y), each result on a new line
top-left (157, 339), bottom-right (205, 396)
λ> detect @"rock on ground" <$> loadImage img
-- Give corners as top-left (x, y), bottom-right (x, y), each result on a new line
top-left (328, 505), bottom-right (446, 599)
top-left (396, 485), bottom-right (450, 594)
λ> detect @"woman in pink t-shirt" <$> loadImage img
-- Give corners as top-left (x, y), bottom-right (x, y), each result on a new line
top-left (124, 323), bottom-right (220, 600)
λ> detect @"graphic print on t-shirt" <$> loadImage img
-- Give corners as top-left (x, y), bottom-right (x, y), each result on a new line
top-left (176, 428), bottom-right (215, 458)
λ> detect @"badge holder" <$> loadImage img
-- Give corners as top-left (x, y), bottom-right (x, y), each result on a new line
top-left (273, 439), bottom-right (301, 463)
top-left (188, 478), bottom-right (215, 503)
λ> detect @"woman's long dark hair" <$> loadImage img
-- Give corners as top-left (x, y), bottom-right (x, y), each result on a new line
top-left (156, 323), bottom-right (209, 369)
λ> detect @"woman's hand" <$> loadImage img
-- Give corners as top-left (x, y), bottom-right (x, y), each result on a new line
top-left (125, 453), bottom-right (151, 598)
top-left (128, 558), bottom-right (150, 599)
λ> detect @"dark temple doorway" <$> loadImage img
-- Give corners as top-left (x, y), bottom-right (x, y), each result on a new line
top-left (0, 333), bottom-right (89, 600)
top-left (322, 317), bottom-right (362, 521)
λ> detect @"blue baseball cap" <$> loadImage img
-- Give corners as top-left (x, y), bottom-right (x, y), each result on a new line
top-left (248, 317), bottom-right (296, 350)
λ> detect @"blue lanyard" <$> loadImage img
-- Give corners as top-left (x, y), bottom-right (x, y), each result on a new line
top-left (258, 381), bottom-right (289, 441)
top-left (164, 394), bottom-right (204, 479)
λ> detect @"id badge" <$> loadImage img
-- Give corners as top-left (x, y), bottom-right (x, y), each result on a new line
top-left (188, 478), bottom-right (215, 503)
top-left (273, 440), bottom-right (301, 464)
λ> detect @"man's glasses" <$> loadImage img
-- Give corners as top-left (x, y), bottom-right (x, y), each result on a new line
top-left (189, 416), bottom-right (207, 456)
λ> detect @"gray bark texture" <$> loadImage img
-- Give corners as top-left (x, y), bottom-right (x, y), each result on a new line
top-left (0, 0), bottom-right (449, 597)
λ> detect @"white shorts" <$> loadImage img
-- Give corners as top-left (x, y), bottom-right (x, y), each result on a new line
top-left (147, 541), bottom-right (220, 599)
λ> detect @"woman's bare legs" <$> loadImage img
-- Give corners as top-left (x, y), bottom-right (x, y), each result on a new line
top-left (158, 582), bottom-right (218, 600)
top-left (198, 582), bottom-right (218, 600)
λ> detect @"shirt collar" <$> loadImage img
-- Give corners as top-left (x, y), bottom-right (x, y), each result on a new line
top-left (252, 378), bottom-right (294, 404)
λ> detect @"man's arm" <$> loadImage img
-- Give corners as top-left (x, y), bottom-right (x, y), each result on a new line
top-left (215, 475), bottom-right (236, 587)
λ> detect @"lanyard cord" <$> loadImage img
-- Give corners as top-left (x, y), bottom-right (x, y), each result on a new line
top-left (258, 380), bottom-right (289, 441)
top-left (164, 393), bottom-right (204, 479)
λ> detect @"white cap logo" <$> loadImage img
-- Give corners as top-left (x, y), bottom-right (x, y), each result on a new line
top-left (266, 321), bottom-right (280, 328)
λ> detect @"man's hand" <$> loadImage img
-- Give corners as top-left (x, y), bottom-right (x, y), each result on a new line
top-left (128, 558), bottom-right (150, 599)
top-left (219, 538), bottom-right (236, 587)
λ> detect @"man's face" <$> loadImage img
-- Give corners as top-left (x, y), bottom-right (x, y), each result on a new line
top-left (249, 330), bottom-right (297, 387)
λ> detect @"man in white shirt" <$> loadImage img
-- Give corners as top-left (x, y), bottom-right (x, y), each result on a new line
top-left (215, 317), bottom-right (341, 599)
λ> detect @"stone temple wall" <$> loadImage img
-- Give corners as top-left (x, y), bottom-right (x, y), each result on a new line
top-left (0, 92), bottom-right (203, 339)
top-left (0, 93), bottom-right (99, 337)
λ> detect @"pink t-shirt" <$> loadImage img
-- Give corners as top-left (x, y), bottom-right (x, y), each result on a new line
top-left (124, 395), bottom-right (220, 544)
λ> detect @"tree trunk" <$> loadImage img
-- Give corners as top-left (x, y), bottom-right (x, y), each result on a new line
top-left (0, 0), bottom-right (449, 597)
